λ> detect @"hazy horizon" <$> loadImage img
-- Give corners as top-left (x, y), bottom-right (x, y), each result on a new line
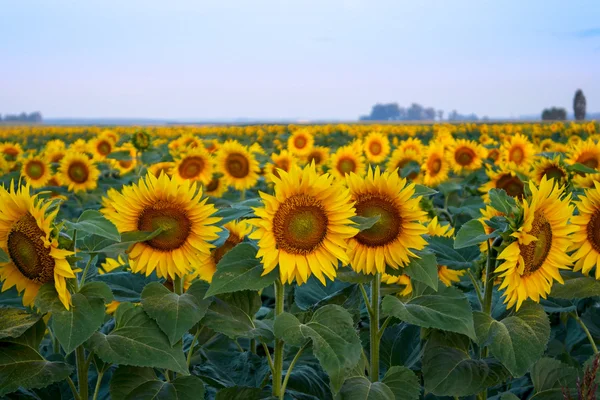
top-left (2, 0), bottom-right (600, 120)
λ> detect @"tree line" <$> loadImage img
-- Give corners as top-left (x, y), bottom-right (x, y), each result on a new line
top-left (359, 103), bottom-right (480, 121)
top-left (0, 112), bottom-right (43, 122)
top-left (541, 89), bottom-right (586, 121)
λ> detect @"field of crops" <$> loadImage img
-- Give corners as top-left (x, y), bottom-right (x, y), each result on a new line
top-left (1, 121), bottom-right (600, 400)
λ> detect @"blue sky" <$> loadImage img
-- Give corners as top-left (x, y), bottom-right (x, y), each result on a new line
top-left (1, 0), bottom-right (599, 120)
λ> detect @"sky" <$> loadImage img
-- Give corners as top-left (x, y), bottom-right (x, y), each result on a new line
top-left (1, 0), bottom-right (600, 121)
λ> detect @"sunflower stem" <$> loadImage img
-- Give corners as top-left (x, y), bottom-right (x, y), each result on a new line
top-left (91, 369), bottom-right (104, 400)
top-left (78, 253), bottom-right (96, 289)
top-left (359, 283), bottom-right (374, 316)
top-left (173, 275), bottom-right (184, 295)
top-left (571, 311), bottom-right (599, 354)
top-left (369, 272), bottom-right (381, 382)
top-left (250, 338), bottom-right (257, 354)
top-left (280, 343), bottom-right (308, 400)
top-left (76, 345), bottom-right (89, 400)
top-left (66, 376), bottom-right (81, 400)
top-left (186, 325), bottom-right (203, 368)
top-left (272, 279), bottom-right (285, 398)
top-left (467, 269), bottom-right (484, 308)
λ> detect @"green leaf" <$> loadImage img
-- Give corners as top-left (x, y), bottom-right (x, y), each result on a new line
top-left (35, 283), bottom-right (107, 354)
top-left (202, 291), bottom-right (262, 339)
top-left (382, 286), bottom-right (476, 340)
top-left (381, 366), bottom-right (420, 400)
top-left (141, 281), bottom-right (212, 345)
top-left (427, 236), bottom-right (481, 269)
top-left (0, 307), bottom-right (42, 340)
top-left (64, 210), bottom-right (120, 241)
top-left (193, 350), bottom-right (270, 388)
top-left (413, 184), bottom-right (437, 197)
top-left (338, 377), bottom-right (394, 400)
top-left (380, 324), bottom-right (421, 369)
top-left (97, 272), bottom-right (157, 302)
top-left (488, 189), bottom-right (517, 215)
top-left (215, 387), bottom-right (269, 400)
top-left (529, 358), bottom-right (579, 400)
top-left (95, 229), bottom-right (163, 254)
top-left (422, 331), bottom-right (508, 396)
top-left (336, 267), bottom-right (374, 284)
top-left (6, 319), bottom-right (47, 349)
top-left (0, 342), bottom-right (73, 396)
top-left (0, 248), bottom-right (9, 263)
top-left (124, 376), bottom-right (205, 400)
top-left (107, 150), bottom-right (133, 161)
top-left (274, 305), bottom-right (362, 391)
top-left (568, 162), bottom-right (599, 175)
top-left (215, 204), bottom-right (256, 224)
top-left (206, 243), bottom-right (277, 297)
top-left (550, 273), bottom-right (600, 299)
top-left (109, 366), bottom-right (158, 400)
top-left (473, 302), bottom-right (550, 377)
top-left (79, 281), bottom-right (114, 303)
top-left (454, 219), bottom-right (496, 249)
top-left (88, 302), bottom-right (189, 375)
top-left (351, 215), bottom-right (381, 231)
top-left (402, 252), bottom-right (438, 291)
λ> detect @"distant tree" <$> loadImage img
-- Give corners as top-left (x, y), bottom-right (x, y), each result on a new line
top-left (423, 107), bottom-right (436, 120)
top-left (437, 110), bottom-right (444, 121)
top-left (541, 107), bottom-right (567, 121)
top-left (406, 103), bottom-right (424, 120)
top-left (0, 111), bottom-right (43, 123)
top-left (360, 103), bottom-right (402, 121)
top-left (574, 89), bottom-right (586, 120)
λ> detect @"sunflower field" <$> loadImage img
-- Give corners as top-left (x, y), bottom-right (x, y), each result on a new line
top-left (2, 121), bottom-right (600, 400)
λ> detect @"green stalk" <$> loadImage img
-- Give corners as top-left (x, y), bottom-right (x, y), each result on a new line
top-left (92, 370), bottom-right (104, 400)
top-left (173, 275), bottom-right (184, 295)
top-left (78, 254), bottom-right (96, 288)
top-left (272, 279), bottom-right (285, 397)
top-left (76, 346), bottom-right (89, 400)
top-left (186, 326), bottom-right (203, 368)
top-left (66, 376), bottom-right (81, 400)
top-left (571, 311), bottom-right (599, 354)
top-left (280, 343), bottom-right (308, 400)
top-left (369, 273), bottom-right (381, 381)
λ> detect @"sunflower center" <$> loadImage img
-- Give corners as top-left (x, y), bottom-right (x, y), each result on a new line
top-left (26, 161), bottom-right (45, 180)
top-left (3, 148), bottom-right (18, 161)
top-left (428, 156), bottom-right (442, 175)
top-left (369, 142), bottom-right (382, 155)
top-left (586, 210), bottom-right (600, 253)
top-left (212, 233), bottom-right (243, 265)
top-left (51, 153), bottom-right (64, 163)
top-left (119, 159), bottom-right (133, 168)
top-left (338, 157), bottom-right (356, 174)
top-left (307, 151), bottom-right (322, 164)
top-left (294, 136), bottom-right (307, 149)
top-left (273, 194), bottom-right (328, 254)
top-left (179, 156), bottom-right (205, 179)
top-left (496, 174), bottom-right (524, 198)
top-left (519, 212), bottom-right (553, 275)
top-left (455, 147), bottom-right (475, 166)
top-left (225, 153), bottom-right (250, 178)
top-left (7, 214), bottom-right (55, 283)
top-left (97, 141), bottom-right (112, 156)
top-left (205, 178), bottom-right (219, 192)
top-left (543, 166), bottom-right (565, 182)
top-left (68, 161), bottom-right (89, 183)
top-left (578, 153), bottom-right (599, 169)
top-left (355, 194), bottom-right (401, 247)
top-left (510, 147), bottom-right (525, 164)
top-left (488, 149), bottom-right (500, 161)
top-left (137, 201), bottom-right (192, 251)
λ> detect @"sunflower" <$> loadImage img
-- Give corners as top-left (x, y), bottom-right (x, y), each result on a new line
top-left (426, 216), bottom-right (454, 237)
top-left (69, 139), bottom-right (90, 154)
top-left (570, 182), bottom-right (600, 279)
top-left (0, 184), bottom-right (75, 309)
top-left (204, 220), bottom-right (252, 282)
top-left (288, 129), bottom-right (314, 157)
top-left (382, 274), bottom-right (412, 296)
top-left (363, 132), bottom-right (391, 163)
top-left (249, 163), bottom-right (358, 285)
top-left (20, 155), bottom-right (52, 188)
top-left (0, 142), bottom-right (23, 162)
top-left (101, 173), bottom-right (222, 279)
top-left (59, 152), bottom-right (100, 193)
top-left (44, 147), bottom-right (67, 164)
top-left (422, 142), bottom-right (449, 187)
top-left (448, 139), bottom-right (487, 174)
top-left (99, 255), bottom-right (129, 275)
top-left (480, 167), bottom-right (527, 200)
top-left (479, 204), bottom-right (505, 252)
top-left (500, 133), bottom-right (535, 169)
top-left (532, 156), bottom-right (568, 186)
top-left (397, 138), bottom-right (424, 159)
top-left (386, 149), bottom-right (421, 181)
top-left (88, 134), bottom-right (116, 160)
top-left (203, 175), bottom-right (228, 198)
top-left (438, 266), bottom-right (465, 286)
top-left (267, 150), bottom-right (297, 182)
top-left (305, 146), bottom-right (330, 170)
top-left (346, 167), bottom-right (428, 275)
top-left (173, 148), bottom-right (214, 185)
top-left (487, 147), bottom-right (501, 164)
top-left (148, 162), bottom-right (174, 178)
top-left (111, 143), bottom-right (137, 175)
top-left (567, 139), bottom-right (600, 170)
top-left (329, 145), bottom-right (366, 181)
top-left (215, 140), bottom-right (260, 191)
top-left (496, 177), bottom-right (575, 310)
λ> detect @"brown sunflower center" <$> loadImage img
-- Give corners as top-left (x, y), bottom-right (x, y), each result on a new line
top-left (542, 166), bottom-right (565, 182)
top-left (519, 211), bottom-right (553, 275)
top-left (3, 148), bottom-right (19, 161)
top-left (137, 201), bottom-right (192, 251)
top-left (455, 147), bottom-right (475, 166)
top-left (510, 146), bottom-right (525, 164)
top-left (586, 210), bottom-right (600, 253)
top-left (119, 159), bottom-right (133, 169)
top-left (68, 161), bottom-right (89, 183)
top-left (51, 152), bottom-right (64, 163)
top-left (496, 174), bottom-right (524, 198)
top-left (97, 141), bottom-right (112, 156)
top-left (205, 178), bottom-right (219, 192)
top-left (337, 157), bottom-right (356, 174)
top-left (369, 141), bottom-right (382, 155)
top-left (355, 194), bottom-right (402, 247)
top-left (294, 136), bottom-right (307, 149)
top-left (488, 148), bottom-right (500, 161)
top-left (307, 151), bottom-right (322, 164)
top-left (225, 153), bottom-right (250, 178)
top-left (273, 194), bottom-right (328, 254)
top-left (7, 214), bottom-right (54, 283)
top-left (179, 156), bottom-right (205, 179)
top-left (578, 153), bottom-right (599, 169)
top-left (212, 233), bottom-right (243, 265)
top-left (26, 161), bottom-right (45, 180)
top-left (428, 156), bottom-right (442, 175)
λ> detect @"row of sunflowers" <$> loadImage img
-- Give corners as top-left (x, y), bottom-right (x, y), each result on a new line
top-left (0, 122), bottom-right (599, 400)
